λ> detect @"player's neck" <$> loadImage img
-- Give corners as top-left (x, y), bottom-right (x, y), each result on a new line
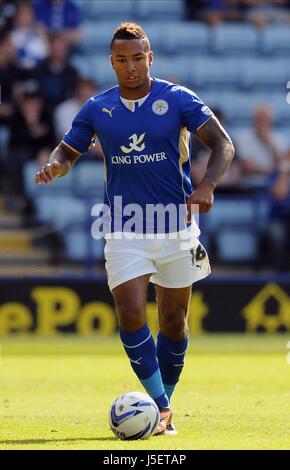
top-left (119, 77), bottom-right (153, 100)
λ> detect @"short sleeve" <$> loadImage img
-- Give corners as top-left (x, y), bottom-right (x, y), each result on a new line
top-left (179, 86), bottom-right (213, 133)
top-left (62, 99), bottom-right (95, 156)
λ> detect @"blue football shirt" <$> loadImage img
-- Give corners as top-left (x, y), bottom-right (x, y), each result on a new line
top-left (62, 78), bottom-right (213, 233)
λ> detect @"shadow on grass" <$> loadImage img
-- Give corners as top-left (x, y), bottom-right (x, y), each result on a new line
top-left (0, 437), bottom-right (116, 445)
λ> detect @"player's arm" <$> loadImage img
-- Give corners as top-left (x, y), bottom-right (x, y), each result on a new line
top-left (196, 115), bottom-right (235, 189)
top-left (188, 116), bottom-right (235, 215)
top-left (35, 99), bottom-right (94, 186)
top-left (35, 142), bottom-right (79, 185)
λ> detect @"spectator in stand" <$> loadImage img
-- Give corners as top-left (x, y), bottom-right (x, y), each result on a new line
top-left (184, 0), bottom-right (242, 24)
top-left (33, 0), bottom-right (82, 46)
top-left (35, 33), bottom-right (79, 110)
top-left (10, 1), bottom-right (49, 70)
top-left (54, 78), bottom-right (97, 139)
top-left (0, 30), bottom-right (33, 169)
top-left (8, 80), bottom-right (55, 193)
top-left (0, 0), bottom-right (19, 34)
top-left (54, 78), bottom-right (104, 159)
top-left (0, 31), bottom-right (20, 126)
top-left (235, 105), bottom-right (289, 190)
top-left (266, 158), bottom-right (290, 271)
top-left (191, 108), bottom-right (241, 192)
top-left (243, 0), bottom-right (290, 27)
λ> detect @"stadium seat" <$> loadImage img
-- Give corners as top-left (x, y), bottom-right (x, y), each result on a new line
top-left (70, 55), bottom-right (92, 79)
top-left (261, 25), bottom-right (290, 55)
top-left (71, 54), bottom-right (115, 88)
top-left (199, 91), bottom-right (249, 123)
top-left (240, 58), bottom-right (289, 89)
top-left (190, 57), bottom-right (242, 89)
top-left (34, 195), bottom-right (88, 231)
top-left (267, 91), bottom-right (290, 126)
top-left (201, 90), bottom-right (290, 126)
top-left (73, 161), bottom-right (105, 199)
top-left (151, 56), bottom-right (192, 85)
top-left (75, 0), bottom-right (134, 20)
top-left (205, 197), bottom-right (268, 263)
top-left (206, 198), bottom-right (258, 232)
top-left (211, 23), bottom-right (259, 55)
top-left (79, 22), bottom-right (116, 53)
top-left (216, 229), bottom-right (259, 262)
top-left (63, 226), bottom-right (104, 261)
top-left (137, 0), bottom-right (184, 20)
top-left (157, 22), bottom-right (209, 54)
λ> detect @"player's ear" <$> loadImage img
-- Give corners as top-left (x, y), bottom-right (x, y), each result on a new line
top-left (110, 55), bottom-right (115, 70)
top-left (149, 51), bottom-right (153, 67)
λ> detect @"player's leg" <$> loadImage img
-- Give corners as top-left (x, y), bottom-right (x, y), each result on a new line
top-left (153, 242), bottom-right (210, 402)
top-left (150, 241), bottom-right (210, 434)
top-left (151, 285), bottom-right (191, 435)
top-left (112, 275), bottom-right (170, 411)
top-left (156, 284), bottom-right (191, 401)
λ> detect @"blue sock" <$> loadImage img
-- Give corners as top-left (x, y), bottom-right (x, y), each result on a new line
top-left (157, 332), bottom-right (189, 401)
top-left (119, 324), bottom-right (170, 410)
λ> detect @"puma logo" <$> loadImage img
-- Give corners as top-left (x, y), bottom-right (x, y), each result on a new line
top-left (102, 107), bottom-right (115, 118)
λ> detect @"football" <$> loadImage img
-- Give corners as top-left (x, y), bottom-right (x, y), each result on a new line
top-left (109, 391), bottom-right (160, 440)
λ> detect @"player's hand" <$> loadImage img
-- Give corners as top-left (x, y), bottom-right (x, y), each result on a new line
top-left (35, 161), bottom-right (64, 185)
top-left (187, 180), bottom-right (214, 220)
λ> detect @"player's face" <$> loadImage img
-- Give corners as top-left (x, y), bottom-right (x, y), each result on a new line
top-left (110, 39), bottom-right (153, 93)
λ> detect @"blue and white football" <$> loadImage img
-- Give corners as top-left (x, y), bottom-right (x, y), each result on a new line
top-left (109, 391), bottom-right (160, 440)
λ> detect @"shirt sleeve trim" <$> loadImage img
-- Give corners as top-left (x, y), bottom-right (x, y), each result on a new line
top-left (61, 140), bottom-right (82, 157)
top-left (196, 115), bottom-right (213, 132)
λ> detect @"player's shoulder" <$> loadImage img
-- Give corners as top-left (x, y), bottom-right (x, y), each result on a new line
top-left (88, 85), bottom-right (120, 110)
top-left (152, 77), bottom-right (200, 101)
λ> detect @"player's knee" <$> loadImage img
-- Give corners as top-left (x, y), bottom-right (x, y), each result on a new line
top-left (117, 304), bottom-right (145, 332)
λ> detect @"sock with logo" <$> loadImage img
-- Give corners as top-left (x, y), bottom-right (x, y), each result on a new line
top-left (157, 331), bottom-right (189, 402)
top-left (119, 324), bottom-right (170, 410)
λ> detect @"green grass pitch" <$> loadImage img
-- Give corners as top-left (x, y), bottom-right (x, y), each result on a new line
top-left (0, 334), bottom-right (289, 450)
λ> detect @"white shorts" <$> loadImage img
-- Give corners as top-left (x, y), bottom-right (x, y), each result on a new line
top-left (104, 230), bottom-right (211, 291)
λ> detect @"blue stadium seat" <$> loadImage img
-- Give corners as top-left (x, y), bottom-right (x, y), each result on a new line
top-left (211, 23), bottom-right (259, 55)
top-left (93, 54), bottom-right (115, 87)
top-left (205, 197), bottom-right (268, 263)
top-left (151, 56), bottom-right (192, 85)
top-left (79, 20), bottom-right (208, 55)
top-left (190, 57), bottom-right (242, 89)
top-left (70, 55), bottom-right (92, 79)
top-left (268, 91), bottom-right (290, 125)
top-left (75, 0), bottom-right (134, 20)
top-left (137, 0), bottom-right (184, 20)
top-left (201, 91), bottom-right (289, 126)
top-left (241, 58), bottom-right (288, 89)
top-left (261, 25), bottom-right (290, 54)
top-left (34, 195), bottom-right (88, 231)
top-left (189, 56), bottom-right (288, 91)
top-left (157, 22), bottom-right (209, 54)
top-left (62, 226), bottom-right (104, 261)
top-left (79, 21), bottom-right (116, 53)
top-left (216, 229), bottom-right (259, 262)
top-left (71, 54), bottom-right (115, 87)
top-left (73, 161), bottom-right (105, 198)
top-left (206, 199), bottom-right (258, 232)
top-left (199, 91), bottom-right (246, 122)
